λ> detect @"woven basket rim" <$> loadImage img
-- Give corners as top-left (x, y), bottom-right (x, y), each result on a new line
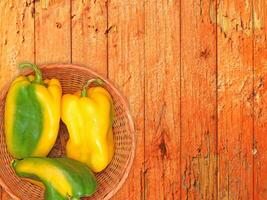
top-left (0, 63), bottom-right (136, 200)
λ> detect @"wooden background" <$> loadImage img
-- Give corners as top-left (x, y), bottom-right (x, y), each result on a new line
top-left (0, 0), bottom-right (267, 199)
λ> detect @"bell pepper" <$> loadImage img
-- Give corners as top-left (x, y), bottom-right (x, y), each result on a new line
top-left (61, 79), bottom-right (114, 173)
top-left (12, 157), bottom-right (97, 200)
top-left (5, 63), bottom-right (61, 159)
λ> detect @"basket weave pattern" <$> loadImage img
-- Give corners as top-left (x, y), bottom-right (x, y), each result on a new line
top-left (0, 64), bottom-right (135, 200)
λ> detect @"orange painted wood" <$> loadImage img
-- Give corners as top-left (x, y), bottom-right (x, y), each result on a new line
top-left (35, 0), bottom-right (71, 64)
top-left (107, 1), bottom-right (145, 199)
top-left (180, 0), bottom-right (217, 199)
top-left (107, 0), bottom-right (144, 200)
top-left (0, 0), bottom-right (35, 87)
top-left (253, 0), bottom-right (267, 199)
top-left (217, 0), bottom-right (254, 199)
top-left (34, 0), bottom-right (71, 160)
top-left (0, 1), bottom-right (35, 199)
top-left (71, 0), bottom-right (107, 74)
top-left (1, 1), bottom-right (267, 200)
top-left (144, 0), bottom-right (180, 199)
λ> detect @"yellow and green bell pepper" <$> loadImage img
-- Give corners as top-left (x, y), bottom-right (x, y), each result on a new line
top-left (12, 157), bottom-right (97, 200)
top-left (61, 79), bottom-right (115, 172)
top-left (5, 63), bottom-right (61, 159)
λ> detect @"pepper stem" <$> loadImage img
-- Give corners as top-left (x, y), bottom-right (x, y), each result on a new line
top-left (81, 78), bottom-right (104, 97)
top-left (19, 62), bottom-right (43, 84)
top-left (70, 198), bottom-right (80, 200)
top-left (11, 159), bottom-right (18, 168)
top-left (67, 194), bottom-right (80, 200)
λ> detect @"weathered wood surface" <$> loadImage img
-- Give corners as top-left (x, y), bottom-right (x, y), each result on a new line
top-left (0, 1), bottom-right (35, 199)
top-left (253, 0), bottom-right (267, 199)
top-left (108, 0), bottom-right (144, 199)
top-left (72, 0), bottom-right (107, 74)
top-left (0, 0), bottom-right (35, 89)
top-left (180, 0), bottom-right (217, 199)
top-left (0, 0), bottom-right (267, 199)
top-left (144, 0), bottom-right (180, 199)
top-left (217, 0), bottom-right (254, 199)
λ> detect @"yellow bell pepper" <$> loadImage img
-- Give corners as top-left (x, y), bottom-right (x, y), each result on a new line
top-left (61, 79), bottom-right (114, 172)
top-left (5, 63), bottom-right (61, 159)
top-left (12, 157), bottom-right (97, 200)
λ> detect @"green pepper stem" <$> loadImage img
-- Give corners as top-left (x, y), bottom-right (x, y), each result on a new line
top-left (19, 62), bottom-right (43, 84)
top-left (70, 197), bottom-right (80, 200)
top-left (11, 160), bottom-right (18, 168)
top-left (81, 78), bottom-right (104, 97)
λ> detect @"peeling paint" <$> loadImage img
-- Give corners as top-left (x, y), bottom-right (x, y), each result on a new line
top-left (77, 0), bottom-right (85, 17)
top-left (211, 1), bottom-right (252, 36)
top-left (39, 0), bottom-right (66, 9)
top-left (209, 0), bottom-right (216, 24)
top-left (252, 148), bottom-right (257, 156)
top-left (217, 14), bottom-right (251, 36)
top-left (21, 35), bottom-right (25, 43)
top-left (25, 0), bottom-right (32, 7)
top-left (254, 10), bottom-right (263, 30)
top-left (40, 0), bottom-right (49, 9)
top-left (31, 6), bottom-right (35, 18)
top-left (71, 0), bottom-right (91, 22)
top-left (7, 47), bottom-right (19, 67)
top-left (182, 153), bottom-right (217, 199)
top-left (105, 25), bottom-right (117, 34)
top-left (239, 77), bottom-right (250, 93)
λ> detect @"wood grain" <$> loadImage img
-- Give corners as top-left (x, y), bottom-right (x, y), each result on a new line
top-left (0, 1), bottom-right (35, 199)
top-left (35, 0), bottom-right (71, 64)
top-left (253, 0), bottom-right (267, 199)
top-left (180, 0), bottom-right (217, 199)
top-left (34, 0), bottom-right (71, 159)
top-left (1, 0), bottom-right (267, 199)
top-left (144, 0), bottom-right (180, 199)
top-left (0, 0), bottom-right (35, 89)
top-left (72, 0), bottom-right (107, 74)
top-left (107, 1), bottom-right (144, 199)
top-left (217, 0), bottom-right (254, 199)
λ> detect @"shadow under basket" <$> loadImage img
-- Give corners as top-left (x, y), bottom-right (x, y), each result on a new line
top-left (0, 64), bottom-right (135, 200)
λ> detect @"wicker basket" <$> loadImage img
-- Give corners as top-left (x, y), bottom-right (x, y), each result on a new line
top-left (0, 64), bottom-right (135, 200)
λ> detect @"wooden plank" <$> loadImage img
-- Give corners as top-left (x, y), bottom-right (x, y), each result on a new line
top-left (71, 0), bottom-right (107, 74)
top-left (107, 1), bottom-right (145, 199)
top-left (35, 0), bottom-right (71, 64)
top-left (35, 0), bottom-right (70, 160)
top-left (217, 0), bottom-right (254, 199)
top-left (253, 0), bottom-right (267, 199)
top-left (180, 0), bottom-right (217, 199)
top-left (0, 1), bottom-right (35, 199)
top-left (0, 0), bottom-right (35, 88)
top-left (144, 0), bottom-right (180, 199)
